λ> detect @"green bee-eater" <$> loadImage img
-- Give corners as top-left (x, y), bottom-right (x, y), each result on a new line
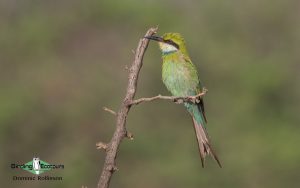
top-left (145, 33), bottom-right (221, 167)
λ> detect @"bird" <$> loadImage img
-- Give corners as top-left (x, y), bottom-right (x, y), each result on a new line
top-left (145, 33), bottom-right (222, 168)
top-left (32, 157), bottom-right (41, 174)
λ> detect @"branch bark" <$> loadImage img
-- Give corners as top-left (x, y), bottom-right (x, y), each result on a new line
top-left (97, 27), bottom-right (158, 188)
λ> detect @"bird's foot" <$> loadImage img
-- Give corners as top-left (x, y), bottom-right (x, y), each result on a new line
top-left (174, 99), bottom-right (184, 104)
top-left (187, 96), bottom-right (199, 103)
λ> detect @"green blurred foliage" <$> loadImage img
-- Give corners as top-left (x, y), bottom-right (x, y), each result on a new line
top-left (1, 0), bottom-right (300, 187)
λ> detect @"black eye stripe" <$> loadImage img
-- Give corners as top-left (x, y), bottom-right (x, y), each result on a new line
top-left (164, 39), bottom-right (179, 49)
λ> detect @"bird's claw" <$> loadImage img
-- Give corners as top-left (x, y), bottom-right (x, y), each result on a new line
top-left (174, 99), bottom-right (184, 104)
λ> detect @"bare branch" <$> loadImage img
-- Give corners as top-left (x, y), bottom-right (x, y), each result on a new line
top-left (129, 88), bottom-right (208, 106)
top-left (102, 107), bottom-right (117, 116)
top-left (97, 27), bottom-right (158, 188)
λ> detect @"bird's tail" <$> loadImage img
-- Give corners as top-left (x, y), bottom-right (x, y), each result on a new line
top-left (191, 116), bottom-right (222, 168)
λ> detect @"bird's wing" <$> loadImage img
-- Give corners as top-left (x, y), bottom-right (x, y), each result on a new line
top-left (196, 79), bottom-right (207, 123)
top-left (182, 53), bottom-right (208, 123)
top-left (198, 98), bottom-right (207, 123)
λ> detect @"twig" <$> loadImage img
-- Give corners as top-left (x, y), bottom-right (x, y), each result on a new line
top-left (97, 27), bottom-right (158, 188)
top-left (102, 107), bottom-right (117, 116)
top-left (96, 142), bottom-right (109, 151)
top-left (129, 88), bottom-right (207, 106)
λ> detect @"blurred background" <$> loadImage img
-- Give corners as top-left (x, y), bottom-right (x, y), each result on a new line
top-left (1, 0), bottom-right (300, 187)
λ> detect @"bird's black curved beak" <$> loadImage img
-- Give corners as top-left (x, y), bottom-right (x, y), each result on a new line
top-left (144, 35), bottom-right (164, 42)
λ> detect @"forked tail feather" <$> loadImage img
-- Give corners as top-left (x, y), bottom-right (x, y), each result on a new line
top-left (192, 117), bottom-right (222, 168)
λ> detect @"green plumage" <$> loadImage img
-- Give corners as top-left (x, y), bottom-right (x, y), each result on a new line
top-left (161, 51), bottom-right (206, 125)
top-left (146, 32), bottom-right (221, 167)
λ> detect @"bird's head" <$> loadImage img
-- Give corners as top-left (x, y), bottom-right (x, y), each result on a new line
top-left (145, 33), bottom-right (189, 56)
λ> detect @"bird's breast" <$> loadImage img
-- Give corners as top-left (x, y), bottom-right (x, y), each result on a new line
top-left (162, 58), bottom-right (197, 96)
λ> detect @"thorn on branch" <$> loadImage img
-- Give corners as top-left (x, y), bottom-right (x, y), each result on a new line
top-left (96, 142), bottom-right (109, 151)
top-left (112, 166), bottom-right (119, 172)
top-left (106, 164), bottom-right (119, 172)
top-left (103, 107), bottom-right (117, 116)
top-left (125, 65), bottom-right (129, 71)
top-left (131, 49), bottom-right (136, 55)
top-left (126, 131), bottom-right (134, 140)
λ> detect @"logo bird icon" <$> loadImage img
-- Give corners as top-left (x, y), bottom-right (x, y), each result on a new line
top-left (32, 157), bottom-right (41, 175)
